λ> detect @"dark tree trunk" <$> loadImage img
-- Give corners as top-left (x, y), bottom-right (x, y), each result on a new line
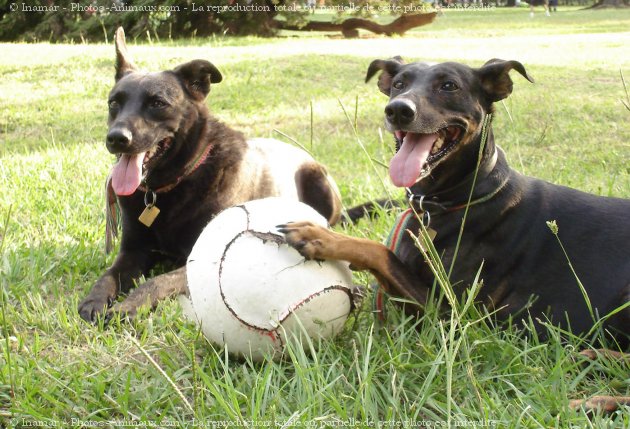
top-left (588, 0), bottom-right (629, 7)
top-left (274, 12), bottom-right (437, 38)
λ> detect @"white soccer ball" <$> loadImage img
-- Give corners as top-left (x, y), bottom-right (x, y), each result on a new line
top-left (182, 197), bottom-right (354, 361)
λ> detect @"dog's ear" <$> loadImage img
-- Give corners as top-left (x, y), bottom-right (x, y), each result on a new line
top-left (173, 60), bottom-right (223, 101)
top-left (114, 27), bottom-right (137, 81)
top-left (478, 59), bottom-right (534, 102)
top-left (365, 56), bottom-right (405, 96)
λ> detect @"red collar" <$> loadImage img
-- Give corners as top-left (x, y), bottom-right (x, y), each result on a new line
top-left (138, 143), bottom-right (213, 194)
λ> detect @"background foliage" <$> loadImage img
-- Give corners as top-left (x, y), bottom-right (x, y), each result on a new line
top-left (0, 0), bottom-right (435, 41)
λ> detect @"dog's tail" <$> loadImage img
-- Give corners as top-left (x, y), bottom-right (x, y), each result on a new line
top-left (342, 198), bottom-right (404, 224)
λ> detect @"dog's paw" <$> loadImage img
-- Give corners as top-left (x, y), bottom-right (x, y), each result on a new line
top-left (579, 348), bottom-right (628, 362)
top-left (277, 221), bottom-right (335, 261)
top-left (569, 395), bottom-right (630, 414)
top-left (78, 294), bottom-right (113, 323)
top-left (105, 302), bottom-right (137, 324)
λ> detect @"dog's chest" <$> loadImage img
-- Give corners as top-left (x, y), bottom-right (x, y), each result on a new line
top-left (122, 191), bottom-right (216, 258)
top-left (387, 208), bottom-right (501, 288)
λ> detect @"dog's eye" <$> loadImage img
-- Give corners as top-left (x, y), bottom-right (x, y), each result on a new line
top-left (392, 80), bottom-right (405, 91)
top-left (441, 81), bottom-right (459, 92)
top-left (149, 98), bottom-right (168, 109)
top-left (108, 100), bottom-right (119, 110)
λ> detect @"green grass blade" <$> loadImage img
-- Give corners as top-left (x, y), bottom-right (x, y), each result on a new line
top-left (448, 113), bottom-right (493, 279)
top-left (338, 98), bottom-right (393, 200)
top-left (0, 206), bottom-right (15, 403)
top-left (546, 220), bottom-right (596, 325)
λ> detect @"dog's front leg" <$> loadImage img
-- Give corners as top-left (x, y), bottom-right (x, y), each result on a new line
top-left (78, 250), bottom-right (153, 322)
top-left (569, 349), bottom-right (630, 414)
top-left (278, 221), bottom-right (429, 308)
top-left (107, 266), bottom-right (188, 321)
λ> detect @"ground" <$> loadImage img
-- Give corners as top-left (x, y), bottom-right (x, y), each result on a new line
top-left (1, 6), bottom-right (629, 427)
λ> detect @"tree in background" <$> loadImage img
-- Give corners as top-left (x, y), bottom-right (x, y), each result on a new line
top-left (0, 0), bottom-right (436, 41)
top-left (276, 0), bottom-right (436, 38)
top-left (588, 0), bottom-right (629, 7)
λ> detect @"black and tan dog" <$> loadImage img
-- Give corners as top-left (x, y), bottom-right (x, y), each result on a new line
top-left (280, 58), bottom-right (630, 411)
top-left (78, 28), bottom-right (341, 322)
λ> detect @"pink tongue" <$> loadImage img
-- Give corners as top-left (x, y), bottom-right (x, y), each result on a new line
top-left (111, 153), bottom-right (145, 196)
top-left (389, 133), bottom-right (438, 188)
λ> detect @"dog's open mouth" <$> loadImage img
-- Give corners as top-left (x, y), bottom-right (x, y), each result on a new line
top-left (390, 126), bottom-right (463, 188)
top-left (111, 137), bottom-right (172, 196)
top-left (143, 137), bottom-right (172, 170)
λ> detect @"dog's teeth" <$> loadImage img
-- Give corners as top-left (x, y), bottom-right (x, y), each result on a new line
top-left (431, 137), bottom-right (445, 154)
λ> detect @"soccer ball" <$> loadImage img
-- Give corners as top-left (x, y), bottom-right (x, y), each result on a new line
top-left (181, 197), bottom-right (354, 361)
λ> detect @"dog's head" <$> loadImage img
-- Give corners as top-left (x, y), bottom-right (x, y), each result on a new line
top-left (107, 27), bottom-right (223, 196)
top-left (366, 57), bottom-right (533, 191)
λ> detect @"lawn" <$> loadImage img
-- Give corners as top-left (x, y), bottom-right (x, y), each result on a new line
top-left (1, 7), bottom-right (630, 428)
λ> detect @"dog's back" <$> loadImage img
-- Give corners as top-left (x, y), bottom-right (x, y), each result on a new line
top-left (509, 170), bottom-right (630, 335)
top-left (237, 138), bottom-right (321, 200)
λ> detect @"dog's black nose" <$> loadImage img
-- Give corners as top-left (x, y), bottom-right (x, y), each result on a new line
top-left (385, 99), bottom-right (416, 128)
top-left (106, 128), bottom-right (133, 152)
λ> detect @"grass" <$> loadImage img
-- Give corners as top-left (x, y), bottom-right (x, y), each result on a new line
top-left (1, 7), bottom-right (630, 428)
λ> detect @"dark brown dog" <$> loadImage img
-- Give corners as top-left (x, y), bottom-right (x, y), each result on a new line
top-left (280, 58), bottom-right (630, 412)
top-left (78, 28), bottom-right (341, 322)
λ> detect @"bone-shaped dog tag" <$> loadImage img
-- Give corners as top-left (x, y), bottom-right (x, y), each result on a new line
top-left (139, 205), bottom-right (160, 227)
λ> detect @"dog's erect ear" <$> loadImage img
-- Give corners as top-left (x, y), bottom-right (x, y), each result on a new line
top-left (173, 60), bottom-right (223, 101)
top-left (365, 56), bottom-right (405, 96)
top-left (478, 59), bottom-right (534, 103)
top-left (114, 27), bottom-right (137, 81)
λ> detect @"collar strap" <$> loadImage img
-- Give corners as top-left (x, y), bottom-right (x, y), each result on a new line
top-left (105, 174), bottom-right (119, 254)
top-left (139, 143), bottom-right (213, 194)
top-left (374, 207), bottom-right (417, 323)
top-left (407, 148), bottom-right (504, 215)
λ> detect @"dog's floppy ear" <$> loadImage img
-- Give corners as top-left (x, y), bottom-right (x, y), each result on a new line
top-left (478, 59), bottom-right (534, 103)
top-left (365, 56), bottom-right (405, 96)
top-left (173, 60), bottom-right (223, 101)
top-left (114, 27), bottom-right (137, 81)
